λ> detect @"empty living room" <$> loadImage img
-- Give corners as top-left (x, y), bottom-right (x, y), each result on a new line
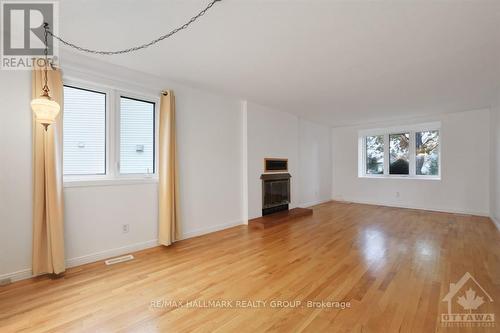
top-left (1, 1), bottom-right (500, 332)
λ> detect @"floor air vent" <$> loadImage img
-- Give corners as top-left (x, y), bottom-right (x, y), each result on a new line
top-left (105, 254), bottom-right (134, 266)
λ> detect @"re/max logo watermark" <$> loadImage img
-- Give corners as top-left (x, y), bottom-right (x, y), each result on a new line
top-left (1, 1), bottom-right (58, 70)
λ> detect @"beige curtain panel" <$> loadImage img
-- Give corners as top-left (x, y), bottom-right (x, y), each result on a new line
top-left (158, 90), bottom-right (181, 246)
top-left (32, 65), bottom-right (65, 275)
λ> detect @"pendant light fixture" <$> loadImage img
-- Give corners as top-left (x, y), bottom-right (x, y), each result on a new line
top-left (31, 23), bottom-right (60, 130)
top-left (29, 0), bottom-right (222, 129)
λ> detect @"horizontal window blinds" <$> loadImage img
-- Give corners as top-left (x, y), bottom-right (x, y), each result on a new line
top-left (63, 86), bottom-right (106, 175)
top-left (119, 97), bottom-right (155, 174)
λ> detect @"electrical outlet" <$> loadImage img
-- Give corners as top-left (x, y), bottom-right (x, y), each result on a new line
top-left (122, 224), bottom-right (130, 233)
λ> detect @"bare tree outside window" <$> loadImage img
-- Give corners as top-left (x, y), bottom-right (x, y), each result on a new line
top-left (416, 130), bottom-right (439, 176)
top-left (361, 126), bottom-right (440, 178)
top-left (366, 135), bottom-right (384, 174)
top-left (389, 133), bottom-right (410, 175)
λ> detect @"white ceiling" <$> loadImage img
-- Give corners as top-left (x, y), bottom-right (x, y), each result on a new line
top-left (59, 0), bottom-right (500, 126)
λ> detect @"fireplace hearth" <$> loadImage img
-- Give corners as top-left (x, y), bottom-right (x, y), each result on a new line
top-left (260, 173), bottom-right (291, 216)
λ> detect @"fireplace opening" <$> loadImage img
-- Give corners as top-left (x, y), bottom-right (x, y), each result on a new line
top-left (261, 173), bottom-right (291, 216)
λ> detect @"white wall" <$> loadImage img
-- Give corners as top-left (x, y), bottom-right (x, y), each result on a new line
top-left (0, 71), bottom-right (33, 279)
top-left (245, 102), bottom-right (332, 220)
top-left (1, 52), bottom-right (492, 281)
top-left (176, 88), bottom-right (243, 237)
top-left (491, 98), bottom-right (500, 226)
top-left (299, 119), bottom-right (332, 207)
top-left (331, 109), bottom-right (491, 216)
top-left (246, 102), bottom-right (300, 220)
top-left (0, 53), bottom-right (244, 279)
top-left (64, 84), bottom-right (244, 263)
top-left (64, 184), bottom-right (158, 265)
top-left (0, 53), bottom-right (333, 280)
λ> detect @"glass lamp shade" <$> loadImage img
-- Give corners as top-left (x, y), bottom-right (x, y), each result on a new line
top-left (31, 95), bottom-right (60, 126)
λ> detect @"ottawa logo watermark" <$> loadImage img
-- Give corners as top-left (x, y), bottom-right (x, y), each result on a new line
top-left (1, 0), bottom-right (58, 70)
top-left (441, 272), bottom-right (495, 328)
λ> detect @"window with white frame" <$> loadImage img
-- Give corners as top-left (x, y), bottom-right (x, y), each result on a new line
top-left (63, 86), bottom-right (106, 175)
top-left (365, 135), bottom-right (384, 175)
top-left (63, 82), bottom-right (158, 183)
top-left (119, 97), bottom-right (155, 175)
top-left (359, 123), bottom-right (440, 178)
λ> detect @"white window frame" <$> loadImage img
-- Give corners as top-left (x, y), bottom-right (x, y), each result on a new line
top-left (62, 81), bottom-right (111, 181)
top-left (358, 121), bottom-right (441, 180)
top-left (115, 91), bottom-right (159, 179)
top-left (63, 77), bottom-right (160, 187)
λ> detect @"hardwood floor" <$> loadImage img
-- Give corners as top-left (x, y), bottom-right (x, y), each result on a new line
top-left (248, 207), bottom-right (313, 229)
top-left (1, 201), bottom-right (499, 333)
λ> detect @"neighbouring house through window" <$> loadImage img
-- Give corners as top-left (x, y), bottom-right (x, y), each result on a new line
top-left (63, 80), bottom-right (158, 184)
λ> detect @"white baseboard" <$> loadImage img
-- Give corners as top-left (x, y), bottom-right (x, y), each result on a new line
top-left (299, 199), bottom-right (331, 208)
top-left (180, 220), bottom-right (244, 240)
top-left (1, 220), bottom-right (246, 285)
top-left (65, 239), bottom-right (158, 268)
top-left (0, 239), bottom-right (159, 283)
top-left (491, 215), bottom-right (500, 231)
top-left (0, 219), bottom-right (247, 285)
top-left (0, 268), bottom-right (33, 283)
top-left (69, 221), bottom-right (247, 267)
top-left (66, 220), bottom-right (247, 267)
top-left (333, 197), bottom-right (490, 217)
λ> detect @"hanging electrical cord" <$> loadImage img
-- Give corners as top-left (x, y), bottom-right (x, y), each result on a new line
top-left (45, 0), bottom-right (222, 55)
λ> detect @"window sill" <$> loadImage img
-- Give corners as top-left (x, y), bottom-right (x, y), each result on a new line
top-left (64, 177), bottom-right (158, 188)
top-left (359, 175), bottom-right (441, 181)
